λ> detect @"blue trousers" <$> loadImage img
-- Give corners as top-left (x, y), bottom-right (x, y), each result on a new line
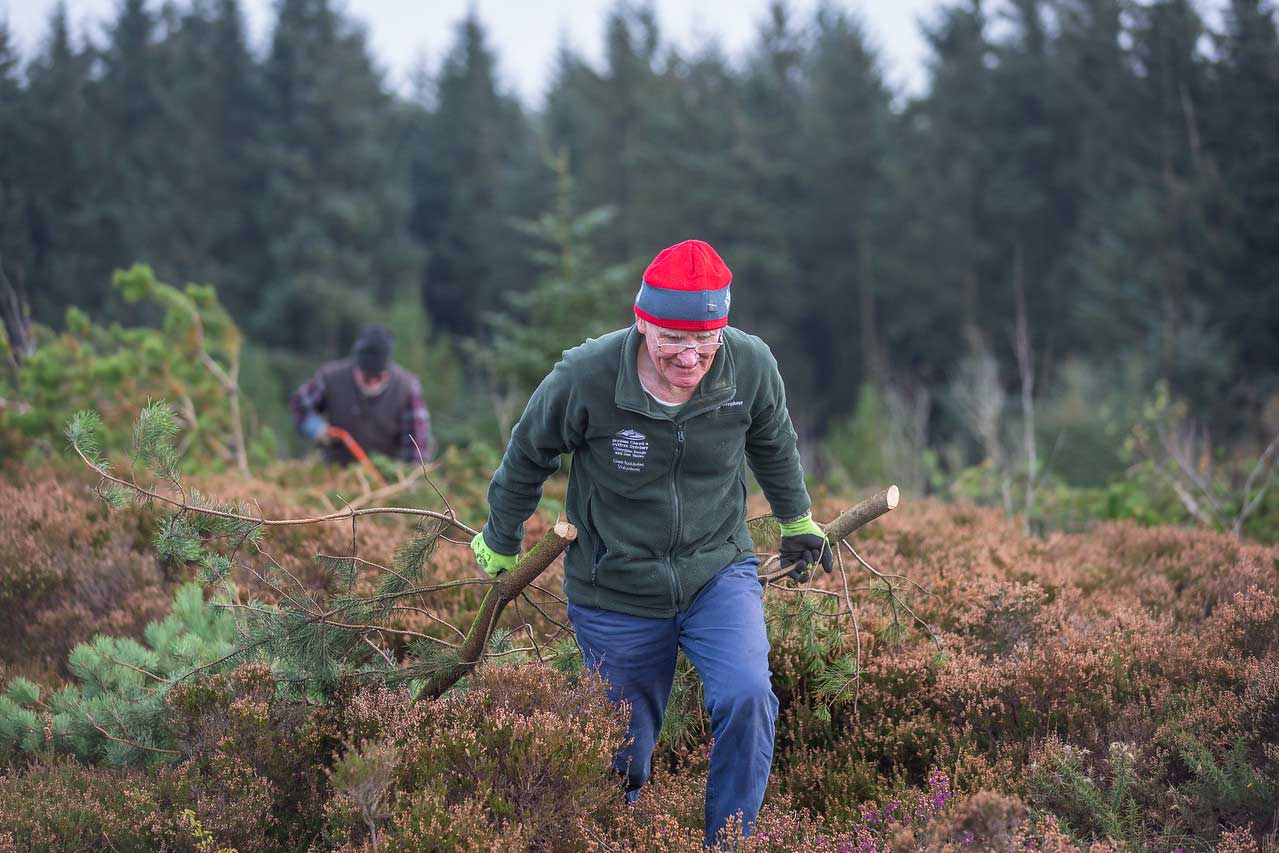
top-left (569, 556), bottom-right (779, 847)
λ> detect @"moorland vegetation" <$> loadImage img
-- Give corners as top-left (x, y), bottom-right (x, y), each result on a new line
top-left (0, 289), bottom-right (1274, 849)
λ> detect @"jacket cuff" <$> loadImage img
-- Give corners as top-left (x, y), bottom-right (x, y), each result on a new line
top-left (778, 512), bottom-right (823, 537)
top-left (481, 524), bottom-right (520, 558)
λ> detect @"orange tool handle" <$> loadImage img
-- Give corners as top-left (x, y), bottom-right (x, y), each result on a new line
top-left (326, 426), bottom-right (388, 487)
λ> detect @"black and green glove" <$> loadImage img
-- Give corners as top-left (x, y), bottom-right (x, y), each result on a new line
top-left (778, 514), bottom-right (833, 582)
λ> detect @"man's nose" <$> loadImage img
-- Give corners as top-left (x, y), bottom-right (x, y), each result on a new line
top-left (674, 348), bottom-right (700, 367)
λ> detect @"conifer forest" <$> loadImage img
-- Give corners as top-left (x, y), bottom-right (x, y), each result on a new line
top-left (0, 0), bottom-right (1277, 850)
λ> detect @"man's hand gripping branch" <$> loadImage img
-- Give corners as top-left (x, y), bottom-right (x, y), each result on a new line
top-left (778, 513), bottom-right (833, 583)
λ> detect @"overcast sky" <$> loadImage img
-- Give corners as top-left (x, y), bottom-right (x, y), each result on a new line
top-left (3, 0), bottom-right (945, 104)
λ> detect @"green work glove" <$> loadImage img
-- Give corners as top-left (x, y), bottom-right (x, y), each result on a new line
top-left (778, 513), bottom-right (833, 582)
top-left (471, 531), bottom-right (518, 578)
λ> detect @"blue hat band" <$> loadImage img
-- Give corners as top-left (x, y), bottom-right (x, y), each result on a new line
top-left (634, 281), bottom-right (731, 324)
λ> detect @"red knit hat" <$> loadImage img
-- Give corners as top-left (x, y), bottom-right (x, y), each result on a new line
top-left (634, 239), bottom-right (733, 331)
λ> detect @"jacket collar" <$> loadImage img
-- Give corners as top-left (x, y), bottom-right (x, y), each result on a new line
top-left (614, 325), bottom-right (736, 421)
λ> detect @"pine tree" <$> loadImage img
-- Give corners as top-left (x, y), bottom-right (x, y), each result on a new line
top-left (624, 43), bottom-right (748, 252)
top-left (254, 0), bottom-right (423, 354)
top-left (1209, 0), bottom-right (1279, 392)
top-left (791, 8), bottom-right (897, 424)
top-left (894, 0), bottom-right (998, 388)
top-left (411, 12), bottom-right (536, 334)
top-left (1127, 0), bottom-right (1234, 407)
top-left (89, 0), bottom-right (178, 303)
top-left (472, 155), bottom-right (637, 441)
top-left (731, 3), bottom-right (810, 361)
top-left (1050, 0), bottom-right (1152, 359)
top-left (16, 5), bottom-right (99, 323)
top-left (544, 6), bottom-right (662, 261)
top-left (0, 582), bottom-right (238, 765)
top-left (0, 19), bottom-right (33, 294)
top-left (150, 0), bottom-right (266, 316)
top-left (983, 0), bottom-right (1072, 364)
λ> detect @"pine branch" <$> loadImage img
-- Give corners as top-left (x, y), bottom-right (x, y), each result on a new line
top-left (84, 712), bottom-right (179, 757)
top-left (758, 485), bottom-right (899, 583)
top-left (417, 521), bottom-right (576, 699)
top-left (69, 435), bottom-right (478, 536)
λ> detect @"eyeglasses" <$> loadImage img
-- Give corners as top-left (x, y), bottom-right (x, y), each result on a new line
top-left (654, 339), bottom-right (723, 356)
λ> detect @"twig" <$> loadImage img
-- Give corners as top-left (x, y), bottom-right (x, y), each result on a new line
top-left (837, 547), bottom-right (864, 717)
top-left (528, 581), bottom-right (569, 605)
top-left (363, 633), bottom-right (396, 668)
top-left (71, 441), bottom-right (479, 535)
top-left (362, 577), bottom-right (496, 602)
top-left (341, 492), bottom-right (359, 585)
top-left (310, 617), bottom-right (443, 644)
top-left (316, 552), bottom-right (394, 574)
top-left (484, 645), bottom-right (537, 659)
top-left (841, 541), bottom-right (939, 602)
top-left (240, 549), bottom-right (319, 615)
top-left (84, 712), bottom-right (180, 756)
top-left (252, 538), bottom-right (316, 605)
top-left (103, 655), bottom-right (168, 684)
top-left (843, 542), bottom-right (940, 647)
top-left (514, 599), bottom-right (545, 662)
top-left (765, 584), bottom-right (843, 600)
top-left (410, 435), bottom-right (454, 520)
top-left (1234, 432), bottom-right (1279, 538)
top-left (345, 468), bottom-right (425, 510)
top-left (386, 606), bottom-right (467, 640)
top-left (520, 591), bottom-right (574, 635)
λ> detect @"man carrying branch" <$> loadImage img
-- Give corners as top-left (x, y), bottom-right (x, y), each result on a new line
top-left (470, 239), bottom-right (831, 846)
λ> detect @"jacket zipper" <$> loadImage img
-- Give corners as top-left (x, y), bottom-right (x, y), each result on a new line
top-left (666, 423), bottom-right (686, 609)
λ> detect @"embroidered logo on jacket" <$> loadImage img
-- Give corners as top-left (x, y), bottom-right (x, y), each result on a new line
top-left (611, 428), bottom-right (648, 472)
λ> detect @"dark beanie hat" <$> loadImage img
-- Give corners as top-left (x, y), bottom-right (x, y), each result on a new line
top-left (353, 325), bottom-right (394, 373)
top-left (633, 239), bottom-right (732, 331)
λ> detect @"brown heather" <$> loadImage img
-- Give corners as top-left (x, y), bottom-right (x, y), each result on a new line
top-left (329, 663), bottom-right (630, 851)
top-left (0, 471), bottom-right (1276, 850)
top-left (0, 465), bottom-right (168, 677)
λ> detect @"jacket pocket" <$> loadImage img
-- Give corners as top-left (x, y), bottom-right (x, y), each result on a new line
top-left (586, 487), bottom-right (607, 585)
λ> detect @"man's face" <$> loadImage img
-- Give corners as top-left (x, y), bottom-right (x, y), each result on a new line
top-left (636, 319), bottom-right (722, 390)
top-left (353, 367), bottom-right (391, 397)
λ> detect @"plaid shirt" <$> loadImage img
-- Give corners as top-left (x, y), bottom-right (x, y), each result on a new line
top-left (290, 367), bottom-right (435, 463)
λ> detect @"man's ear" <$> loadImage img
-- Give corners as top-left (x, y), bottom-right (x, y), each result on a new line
top-left (635, 318), bottom-right (648, 335)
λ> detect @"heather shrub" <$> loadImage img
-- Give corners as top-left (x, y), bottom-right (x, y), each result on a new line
top-left (0, 662), bottom-right (341, 851)
top-left (0, 757), bottom-right (170, 852)
top-left (382, 791), bottom-right (534, 852)
top-left (0, 468), bottom-right (168, 670)
top-left (1215, 825), bottom-right (1264, 853)
top-left (156, 751), bottom-right (278, 849)
top-left (326, 663), bottom-right (630, 851)
top-left (887, 789), bottom-right (1028, 851)
top-left (595, 766), bottom-right (956, 851)
top-left (160, 662), bottom-right (339, 849)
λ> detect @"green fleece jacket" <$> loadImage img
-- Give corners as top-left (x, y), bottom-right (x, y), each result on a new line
top-left (481, 325), bottom-right (811, 618)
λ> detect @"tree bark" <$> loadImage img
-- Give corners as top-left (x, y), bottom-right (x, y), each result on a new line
top-left (760, 486), bottom-right (900, 583)
top-left (419, 521), bottom-right (577, 699)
